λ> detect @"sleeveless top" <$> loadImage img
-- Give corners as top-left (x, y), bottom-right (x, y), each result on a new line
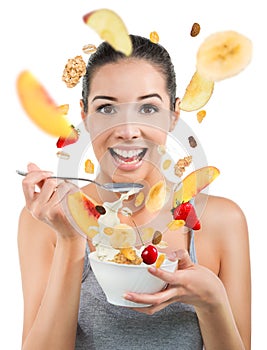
top-left (75, 229), bottom-right (203, 350)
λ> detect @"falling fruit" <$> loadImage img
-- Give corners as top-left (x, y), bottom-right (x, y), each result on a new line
top-left (17, 70), bottom-right (74, 138)
top-left (83, 9), bottom-right (132, 56)
top-left (145, 180), bottom-right (166, 213)
top-left (172, 202), bottom-right (201, 230)
top-left (179, 71), bottom-right (214, 112)
top-left (56, 126), bottom-right (79, 148)
top-left (173, 166), bottom-right (220, 205)
top-left (196, 30), bottom-right (253, 82)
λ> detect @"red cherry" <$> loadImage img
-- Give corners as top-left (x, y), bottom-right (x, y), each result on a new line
top-left (141, 245), bottom-right (158, 265)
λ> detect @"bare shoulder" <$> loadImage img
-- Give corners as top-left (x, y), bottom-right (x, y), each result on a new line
top-left (196, 193), bottom-right (248, 234)
top-left (194, 193), bottom-right (249, 273)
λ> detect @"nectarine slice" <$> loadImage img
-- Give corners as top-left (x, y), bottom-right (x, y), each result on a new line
top-left (173, 166), bottom-right (220, 205)
top-left (67, 191), bottom-right (100, 238)
top-left (179, 71), bottom-right (214, 112)
top-left (83, 9), bottom-right (132, 56)
top-left (17, 70), bottom-right (73, 138)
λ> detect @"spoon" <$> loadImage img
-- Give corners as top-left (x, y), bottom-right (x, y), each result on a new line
top-left (16, 170), bottom-right (144, 193)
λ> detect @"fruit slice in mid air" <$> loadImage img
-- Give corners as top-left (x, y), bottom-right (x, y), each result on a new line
top-left (173, 166), bottom-right (220, 205)
top-left (83, 9), bottom-right (132, 56)
top-left (67, 191), bottom-right (100, 238)
top-left (145, 180), bottom-right (166, 213)
top-left (196, 30), bottom-right (253, 82)
top-left (179, 71), bottom-right (214, 112)
top-left (17, 70), bottom-right (74, 137)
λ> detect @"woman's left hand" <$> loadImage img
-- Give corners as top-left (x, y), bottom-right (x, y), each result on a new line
top-left (123, 249), bottom-right (225, 315)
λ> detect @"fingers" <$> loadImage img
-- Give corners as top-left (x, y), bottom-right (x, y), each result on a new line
top-left (27, 162), bottom-right (41, 172)
top-left (176, 249), bottom-right (194, 270)
top-left (124, 288), bottom-right (178, 310)
top-left (22, 169), bottom-right (53, 204)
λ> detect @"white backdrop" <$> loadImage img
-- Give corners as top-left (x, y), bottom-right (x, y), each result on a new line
top-left (1, 0), bottom-right (265, 348)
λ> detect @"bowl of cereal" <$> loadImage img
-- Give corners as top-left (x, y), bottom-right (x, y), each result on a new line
top-left (89, 249), bottom-right (178, 307)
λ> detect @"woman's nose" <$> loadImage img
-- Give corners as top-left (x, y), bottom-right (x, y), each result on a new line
top-left (113, 122), bottom-right (141, 140)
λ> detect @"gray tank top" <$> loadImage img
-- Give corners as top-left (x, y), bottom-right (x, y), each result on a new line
top-left (75, 230), bottom-right (203, 349)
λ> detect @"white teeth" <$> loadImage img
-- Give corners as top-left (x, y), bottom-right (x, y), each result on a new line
top-left (112, 148), bottom-right (144, 158)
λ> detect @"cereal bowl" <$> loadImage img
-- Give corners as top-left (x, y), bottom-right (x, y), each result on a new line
top-left (89, 251), bottom-right (178, 307)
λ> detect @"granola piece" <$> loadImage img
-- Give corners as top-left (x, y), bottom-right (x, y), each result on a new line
top-left (174, 155), bottom-right (192, 177)
top-left (112, 249), bottom-right (143, 265)
top-left (82, 43), bottom-right (97, 54)
top-left (150, 31), bottom-right (159, 43)
top-left (197, 109), bottom-right (206, 123)
top-left (62, 55), bottom-right (86, 88)
top-left (84, 159), bottom-right (94, 174)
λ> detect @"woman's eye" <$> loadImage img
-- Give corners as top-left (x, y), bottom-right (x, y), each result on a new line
top-left (96, 104), bottom-right (116, 115)
top-left (139, 104), bottom-right (159, 115)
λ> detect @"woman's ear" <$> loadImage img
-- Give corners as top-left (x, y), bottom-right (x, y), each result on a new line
top-left (80, 99), bottom-right (86, 120)
top-left (169, 97), bottom-right (180, 131)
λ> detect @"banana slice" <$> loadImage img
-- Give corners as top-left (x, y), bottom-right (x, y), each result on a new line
top-left (196, 30), bottom-right (252, 82)
top-left (179, 71), bottom-right (214, 112)
top-left (110, 223), bottom-right (136, 249)
top-left (145, 180), bottom-right (166, 213)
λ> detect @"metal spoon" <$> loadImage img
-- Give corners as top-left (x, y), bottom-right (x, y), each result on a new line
top-left (16, 170), bottom-right (144, 193)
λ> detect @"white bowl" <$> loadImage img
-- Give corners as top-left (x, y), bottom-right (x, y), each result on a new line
top-left (89, 251), bottom-right (178, 307)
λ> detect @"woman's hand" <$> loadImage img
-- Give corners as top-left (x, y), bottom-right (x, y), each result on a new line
top-left (124, 249), bottom-right (226, 315)
top-left (22, 162), bottom-right (80, 240)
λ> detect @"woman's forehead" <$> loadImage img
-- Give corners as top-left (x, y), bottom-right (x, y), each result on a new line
top-left (88, 59), bottom-right (168, 102)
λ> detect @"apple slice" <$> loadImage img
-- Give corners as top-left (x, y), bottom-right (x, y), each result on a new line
top-left (173, 166), bottom-right (220, 205)
top-left (83, 9), bottom-right (132, 56)
top-left (17, 70), bottom-right (74, 138)
top-left (67, 191), bottom-right (100, 238)
top-left (179, 71), bottom-right (214, 112)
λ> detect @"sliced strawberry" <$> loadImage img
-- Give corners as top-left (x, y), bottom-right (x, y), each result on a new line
top-left (56, 126), bottom-right (79, 148)
top-left (172, 201), bottom-right (201, 230)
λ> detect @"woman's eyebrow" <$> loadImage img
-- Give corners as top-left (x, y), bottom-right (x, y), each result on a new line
top-left (137, 93), bottom-right (163, 101)
top-left (91, 95), bottom-right (118, 103)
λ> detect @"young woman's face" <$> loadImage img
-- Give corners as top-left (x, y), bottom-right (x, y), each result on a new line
top-left (83, 59), bottom-right (178, 184)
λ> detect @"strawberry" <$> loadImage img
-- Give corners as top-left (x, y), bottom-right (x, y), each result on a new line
top-left (172, 201), bottom-right (201, 230)
top-left (56, 126), bottom-right (79, 148)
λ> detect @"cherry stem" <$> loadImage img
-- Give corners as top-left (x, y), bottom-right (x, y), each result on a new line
top-left (131, 218), bottom-right (144, 246)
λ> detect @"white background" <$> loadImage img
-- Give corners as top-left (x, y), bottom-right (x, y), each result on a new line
top-left (1, 0), bottom-right (265, 348)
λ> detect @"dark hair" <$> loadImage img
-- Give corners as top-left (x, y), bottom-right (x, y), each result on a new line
top-left (82, 34), bottom-right (176, 113)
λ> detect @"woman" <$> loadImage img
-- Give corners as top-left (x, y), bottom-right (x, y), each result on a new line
top-left (18, 35), bottom-right (251, 349)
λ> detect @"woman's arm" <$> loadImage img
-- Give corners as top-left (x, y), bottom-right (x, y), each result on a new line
top-left (18, 163), bottom-right (87, 350)
top-left (18, 209), bottom-right (86, 350)
top-left (124, 197), bottom-right (251, 349)
top-left (199, 197), bottom-right (251, 349)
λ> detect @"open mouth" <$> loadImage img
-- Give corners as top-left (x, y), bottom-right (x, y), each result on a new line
top-left (109, 147), bottom-right (148, 165)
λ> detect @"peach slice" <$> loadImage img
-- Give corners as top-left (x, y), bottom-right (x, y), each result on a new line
top-left (173, 166), bottom-right (220, 205)
top-left (179, 71), bottom-right (214, 112)
top-left (67, 191), bottom-right (100, 238)
top-left (83, 9), bottom-right (132, 56)
top-left (17, 70), bottom-right (73, 138)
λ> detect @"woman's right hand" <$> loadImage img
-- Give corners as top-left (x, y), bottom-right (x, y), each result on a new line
top-left (22, 162), bottom-right (80, 240)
